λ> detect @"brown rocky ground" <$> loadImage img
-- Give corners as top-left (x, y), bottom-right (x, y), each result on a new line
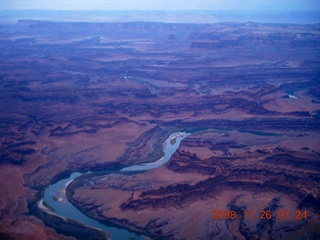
top-left (70, 130), bottom-right (320, 239)
top-left (0, 20), bottom-right (319, 239)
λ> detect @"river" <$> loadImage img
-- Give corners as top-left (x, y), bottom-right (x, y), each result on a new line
top-left (40, 132), bottom-right (189, 240)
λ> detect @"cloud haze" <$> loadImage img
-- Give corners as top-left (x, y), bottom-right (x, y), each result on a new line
top-left (1, 0), bottom-right (319, 11)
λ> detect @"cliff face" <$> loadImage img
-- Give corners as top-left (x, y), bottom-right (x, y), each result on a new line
top-left (70, 130), bottom-right (320, 240)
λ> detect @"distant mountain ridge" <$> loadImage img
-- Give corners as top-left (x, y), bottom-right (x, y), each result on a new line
top-left (1, 10), bottom-right (320, 24)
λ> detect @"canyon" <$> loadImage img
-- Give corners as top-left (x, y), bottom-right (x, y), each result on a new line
top-left (0, 18), bottom-right (319, 239)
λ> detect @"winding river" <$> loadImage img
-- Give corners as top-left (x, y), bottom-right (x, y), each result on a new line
top-left (40, 132), bottom-right (189, 240)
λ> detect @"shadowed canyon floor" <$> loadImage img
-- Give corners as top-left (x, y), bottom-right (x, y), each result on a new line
top-left (0, 20), bottom-right (319, 239)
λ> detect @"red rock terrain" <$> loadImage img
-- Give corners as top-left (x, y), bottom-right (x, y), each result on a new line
top-left (0, 19), bottom-right (319, 239)
top-left (69, 130), bottom-right (320, 239)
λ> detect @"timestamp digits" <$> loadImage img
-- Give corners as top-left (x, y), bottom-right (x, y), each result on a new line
top-left (212, 210), bottom-right (307, 220)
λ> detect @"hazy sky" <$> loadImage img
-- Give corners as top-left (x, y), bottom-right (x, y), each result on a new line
top-left (1, 0), bottom-right (320, 11)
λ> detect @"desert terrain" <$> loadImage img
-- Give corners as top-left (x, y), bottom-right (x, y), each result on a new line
top-left (0, 19), bottom-right (319, 239)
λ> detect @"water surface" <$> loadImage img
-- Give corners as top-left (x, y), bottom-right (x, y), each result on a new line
top-left (41, 132), bottom-right (188, 240)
